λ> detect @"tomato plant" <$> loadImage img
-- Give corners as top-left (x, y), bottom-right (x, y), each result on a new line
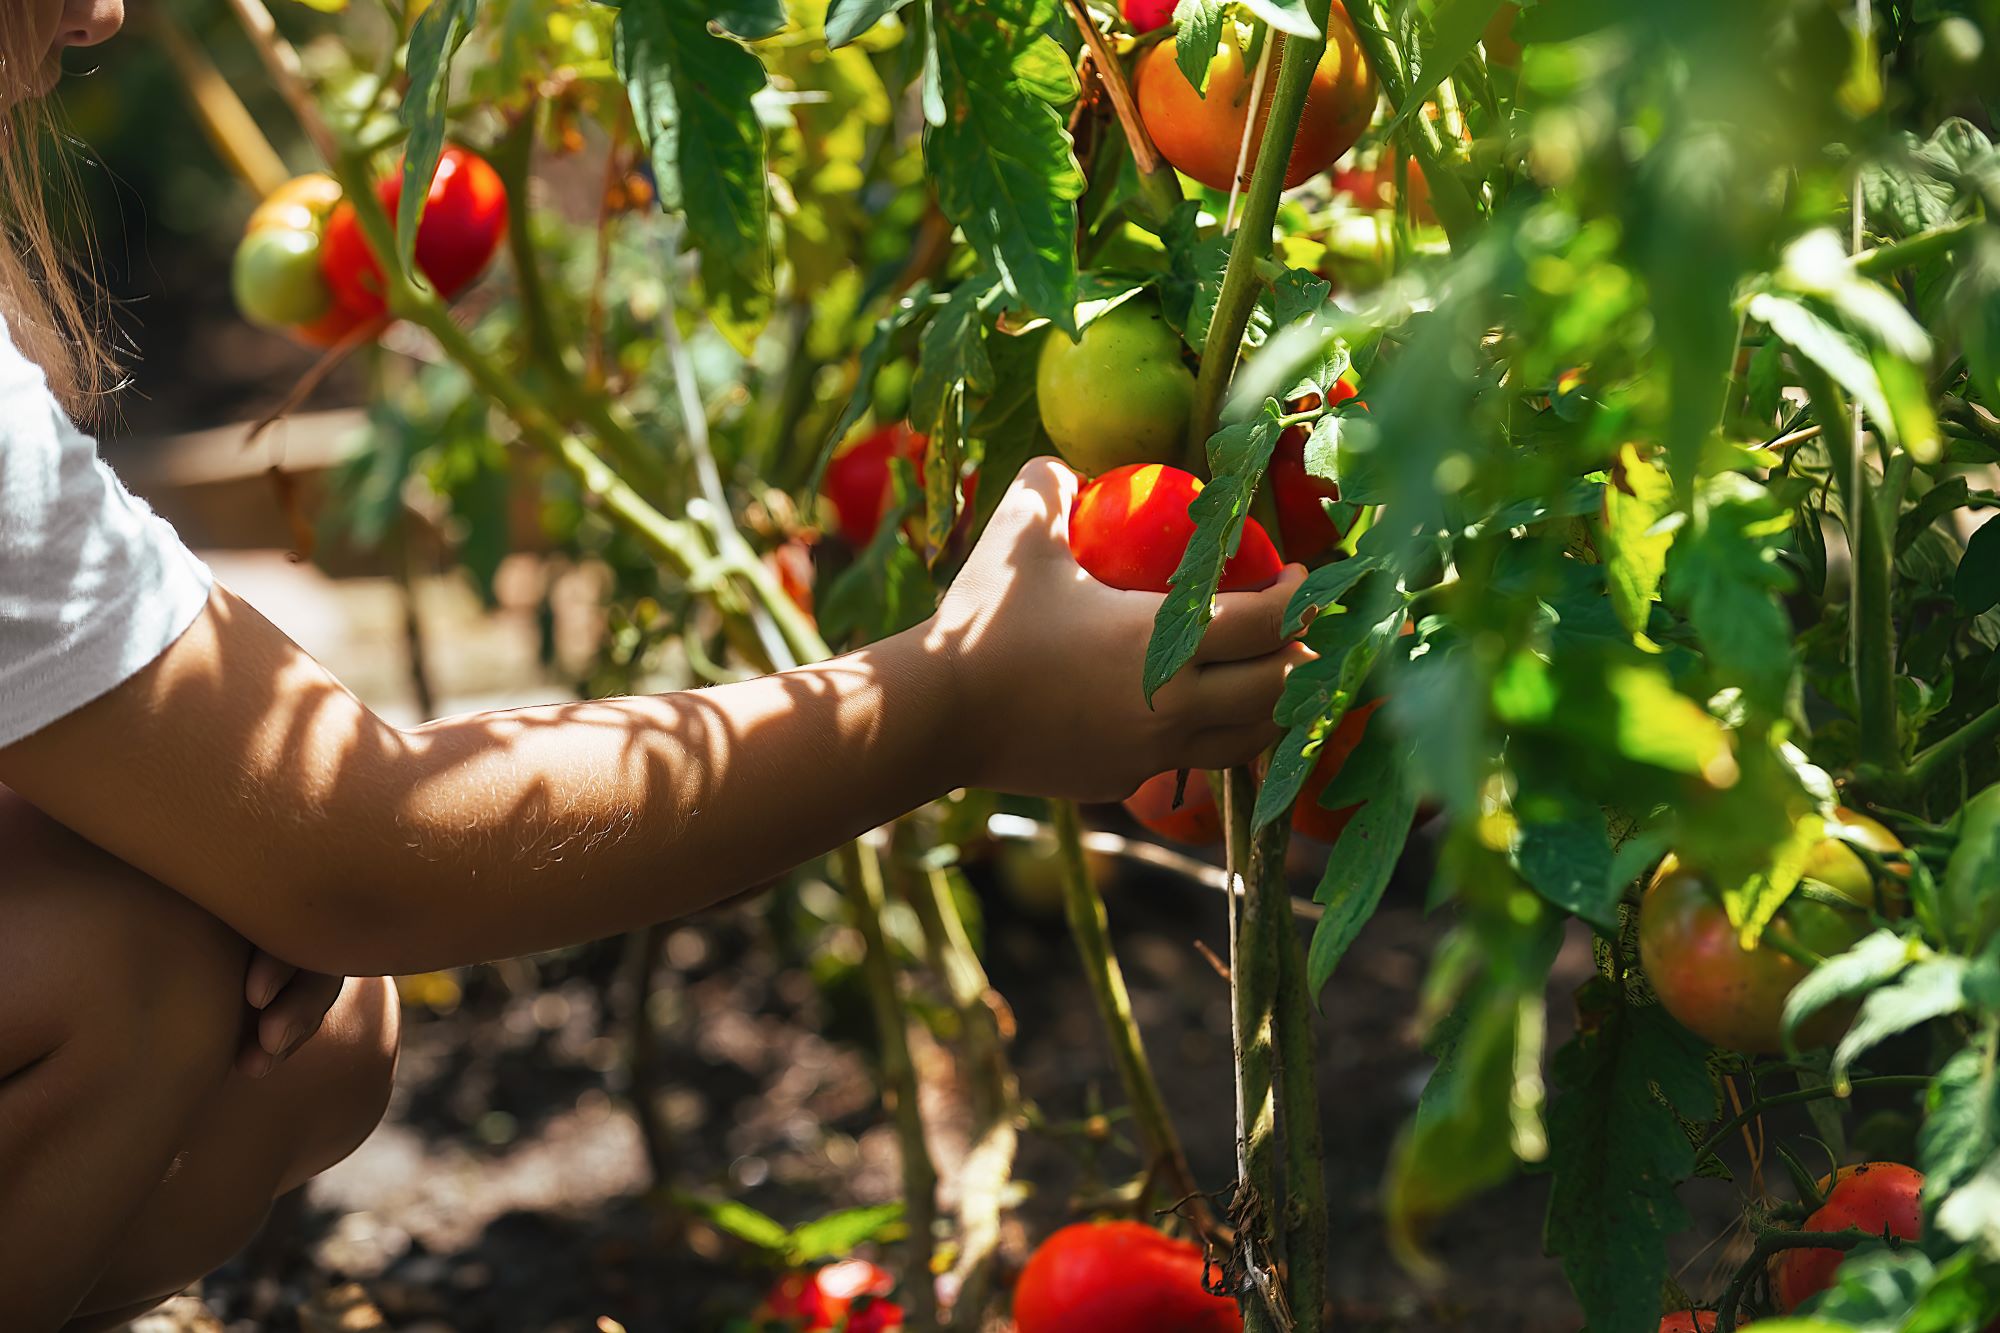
top-left (183, 0), bottom-right (2000, 1326)
top-left (1013, 1222), bottom-right (1241, 1333)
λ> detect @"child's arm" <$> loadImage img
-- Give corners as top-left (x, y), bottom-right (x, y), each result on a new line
top-left (0, 461), bottom-right (1305, 975)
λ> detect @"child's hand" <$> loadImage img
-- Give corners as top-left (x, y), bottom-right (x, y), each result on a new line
top-left (930, 457), bottom-right (1311, 802)
top-left (239, 950), bottom-right (345, 1078)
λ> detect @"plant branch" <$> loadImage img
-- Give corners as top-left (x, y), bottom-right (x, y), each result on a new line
top-left (1270, 816), bottom-right (1325, 1333)
top-left (1061, 0), bottom-right (1183, 224)
top-left (1692, 1074), bottom-right (1930, 1170)
top-left (221, 0), bottom-right (343, 165)
top-left (492, 109), bottom-right (573, 390)
top-left (1187, 14), bottom-right (1331, 460)
top-left (837, 840), bottom-right (940, 1331)
top-left (1224, 768), bottom-right (1288, 1332)
top-left (1349, 3), bottom-right (1478, 246)
top-left (1050, 798), bottom-right (1216, 1235)
top-left (154, 6), bottom-right (291, 196)
top-left (1904, 702), bottom-right (2000, 793)
top-left (1717, 1227), bottom-right (1882, 1332)
top-left (1851, 217), bottom-right (1983, 277)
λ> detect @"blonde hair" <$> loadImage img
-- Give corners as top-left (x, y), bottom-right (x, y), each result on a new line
top-left (0, 7), bottom-right (118, 419)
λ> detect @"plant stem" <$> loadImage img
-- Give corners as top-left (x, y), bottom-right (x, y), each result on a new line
top-left (1800, 362), bottom-right (1900, 772)
top-left (1187, 15), bottom-right (1329, 459)
top-left (837, 840), bottom-right (940, 1331)
top-left (1717, 1228), bottom-right (1877, 1332)
top-left (492, 109), bottom-right (574, 390)
top-left (1904, 702), bottom-right (2000, 793)
top-left (1226, 769), bottom-right (1287, 1331)
top-left (1269, 819), bottom-right (1326, 1333)
top-left (1691, 1074), bottom-right (1930, 1170)
top-left (221, 0), bottom-right (343, 164)
top-left (154, 6), bottom-right (291, 196)
top-left (1049, 798), bottom-right (1214, 1233)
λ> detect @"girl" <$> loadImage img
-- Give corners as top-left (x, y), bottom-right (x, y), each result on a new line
top-left (0, 2), bottom-right (1306, 1327)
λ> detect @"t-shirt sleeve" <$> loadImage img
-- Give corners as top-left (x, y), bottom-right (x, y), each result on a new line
top-left (0, 317), bottom-right (213, 749)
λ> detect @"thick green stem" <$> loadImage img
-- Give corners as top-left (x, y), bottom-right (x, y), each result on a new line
top-left (492, 110), bottom-right (572, 389)
top-left (1188, 11), bottom-right (1332, 460)
top-left (1800, 364), bottom-right (1900, 771)
top-left (1905, 702), bottom-right (2000, 793)
top-left (1050, 799), bottom-right (1212, 1230)
top-left (1225, 769), bottom-right (1285, 1332)
top-left (838, 841), bottom-right (940, 1331)
top-left (1269, 819), bottom-right (1325, 1333)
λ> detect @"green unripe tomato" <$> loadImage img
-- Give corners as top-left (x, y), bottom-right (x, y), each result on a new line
top-left (1036, 296), bottom-right (1195, 476)
top-left (233, 227), bottom-right (334, 331)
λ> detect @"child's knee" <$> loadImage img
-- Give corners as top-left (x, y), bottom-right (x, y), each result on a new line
top-left (275, 975), bottom-right (401, 1190)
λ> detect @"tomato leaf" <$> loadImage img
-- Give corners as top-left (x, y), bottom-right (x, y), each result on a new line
top-left (783, 1202), bottom-right (907, 1264)
top-left (815, 282), bottom-right (934, 492)
top-left (1514, 813), bottom-right (1619, 932)
top-left (1282, 553), bottom-right (1383, 636)
top-left (1543, 999), bottom-right (1716, 1333)
top-left (1662, 471), bottom-right (1795, 713)
top-left (1304, 735), bottom-right (1419, 995)
top-left (712, 0), bottom-right (788, 38)
top-left (1379, 0), bottom-right (1504, 140)
top-left (1601, 444), bottom-right (1677, 637)
top-left (1142, 410), bottom-right (1286, 701)
top-left (826, 0), bottom-right (915, 47)
top-left (398, 0), bottom-right (478, 282)
top-left (1831, 956), bottom-right (1973, 1089)
top-left (1174, 0), bottom-right (1229, 91)
top-left (1955, 516), bottom-right (2000, 616)
top-left (1896, 475), bottom-right (1972, 554)
top-left (1921, 1041), bottom-right (2000, 1221)
top-left (924, 0), bottom-right (1083, 333)
top-left (967, 326), bottom-right (1053, 538)
top-left (1781, 929), bottom-right (1919, 1055)
top-left (616, 0), bottom-right (774, 348)
top-left (670, 1190), bottom-right (790, 1251)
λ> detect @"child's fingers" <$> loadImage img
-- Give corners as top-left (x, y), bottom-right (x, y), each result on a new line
top-left (1195, 566), bottom-right (1308, 665)
top-left (239, 969), bottom-right (345, 1078)
top-left (244, 949), bottom-right (296, 1010)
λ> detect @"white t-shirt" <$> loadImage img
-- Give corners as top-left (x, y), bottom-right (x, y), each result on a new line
top-left (0, 315), bottom-right (213, 749)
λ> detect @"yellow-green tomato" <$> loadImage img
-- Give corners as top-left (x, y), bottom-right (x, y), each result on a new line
top-left (232, 227), bottom-right (334, 331)
top-left (1036, 297), bottom-right (1195, 476)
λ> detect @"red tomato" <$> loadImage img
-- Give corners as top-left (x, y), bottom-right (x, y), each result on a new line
top-left (1135, 10), bottom-right (1377, 193)
top-left (1014, 1222), bottom-right (1240, 1333)
top-left (1775, 1163), bottom-right (1924, 1313)
top-left (1123, 769), bottom-right (1223, 844)
top-left (288, 302), bottom-right (379, 350)
top-left (769, 537), bottom-right (816, 617)
top-left (321, 146), bottom-right (509, 317)
top-left (1125, 0), bottom-right (1176, 31)
top-left (758, 1259), bottom-right (900, 1331)
top-left (1068, 463), bottom-right (1283, 594)
top-left (1658, 1314), bottom-right (1717, 1333)
top-left (1290, 697), bottom-right (1384, 843)
top-left (823, 423), bottom-right (930, 546)
top-left (1267, 378), bottom-right (1358, 562)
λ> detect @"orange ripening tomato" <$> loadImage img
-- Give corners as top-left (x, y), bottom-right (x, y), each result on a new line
top-left (320, 146), bottom-right (509, 317)
top-left (1014, 1222), bottom-right (1240, 1333)
top-left (1135, 8), bottom-right (1377, 193)
top-left (1123, 769), bottom-right (1223, 844)
top-left (1068, 463), bottom-right (1283, 594)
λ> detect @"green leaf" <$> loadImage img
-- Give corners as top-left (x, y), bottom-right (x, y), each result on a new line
top-left (1381, 0), bottom-right (1504, 138)
top-left (1830, 956), bottom-right (1970, 1086)
top-left (397, 0), bottom-right (478, 280)
top-left (1896, 475), bottom-right (1973, 554)
top-left (1174, 0), bottom-right (1228, 89)
top-left (784, 1202), bottom-right (906, 1263)
top-left (924, 0), bottom-right (1083, 330)
top-left (1601, 444), bottom-right (1677, 637)
top-left (1236, 0), bottom-right (1319, 37)
top-left (1751, 292), bottom-right (1901, 449)
top-left (826, 0), bottom-right (915, 46)
top-left (1933, 1155), bottom-right (2000, 1259)
top-left (1282, 555), bottom-right (1382, 635)
top-left (1544, 1001), bottom-right (1716, 1333)
top-left (670, 1190), bottom-right (790, 1251)
top-left (714, 0), bottom-right (788, 37)
top-left (1514, 814), bottom-right (1620, 932)
top-left (1781, 929), bottom-right (1919, 1052)
top-left (616, 0), bottom-right (774, 347)
top-left (1306, 731), bottom-right (1421, 993)
top-left (1956, 517), bottom-right (2000, 616)
top-left (1920, 1043), bottom-right (2000, 1207)
top-left (909, 279), bottom-right (998, 435)
top-left (815, 282), bottom-right (934, 491)
top-left (1142, 412), bottom-right (1286, 700)
top-left (1663, 472), bottom-right (1796, 712)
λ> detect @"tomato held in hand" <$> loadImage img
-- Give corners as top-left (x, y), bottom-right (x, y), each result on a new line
top-left (1290, 697), bottom-right (1384, 844)
top-left (1135, 10), bottom-right (1377, 194)
top-left (1125, 0), bottom-right (1176, 31)
top-left (1638, 810), bottom-right (1904, 1055)
top-left (1774, 1162), bottom-right (1925, 1312)
top-left (1124, 769), bottom-right (1222, 844)
top-left (1068, 463), bottom-right (1283, 594)
top-left (321, 146), bottom-right (509, 317)
top-left (1036, 297), bottom-right (1195, 476)
top-left (758, 1259), bottom-right (902, 1331)
top-left (1014, 1221), bottom-right (1240, 1333)
top-left (1658, 1314), bottom-right (1717, 1333)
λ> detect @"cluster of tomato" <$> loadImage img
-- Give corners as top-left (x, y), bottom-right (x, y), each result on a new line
top-left (759, 1221), bottom-right (1237, 1333)
top-left (231, 146), bottom-right (508, 348)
